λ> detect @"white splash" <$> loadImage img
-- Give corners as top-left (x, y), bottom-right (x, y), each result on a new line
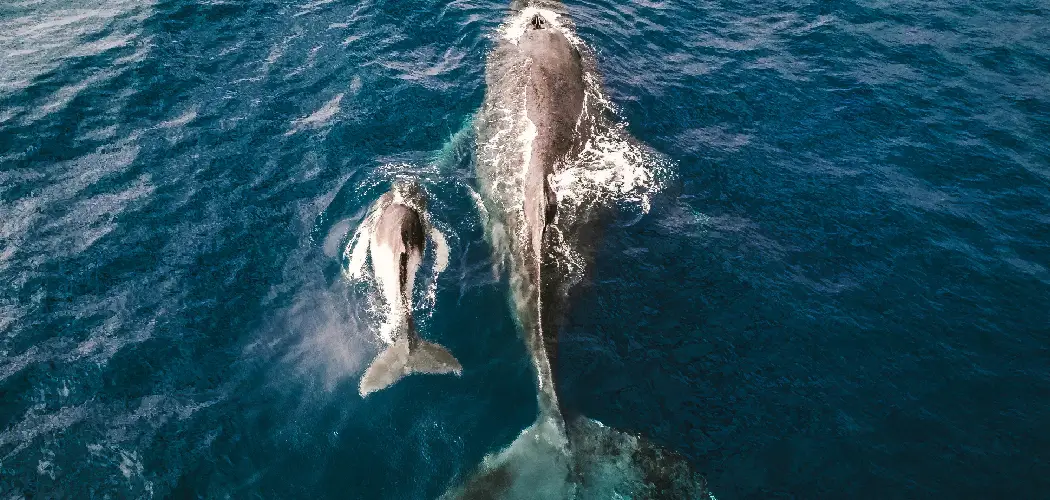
top-left (500, 7), bottom-right (582, 47)
top-left (422, 223), bottom-right (451, 312)
top-left (552, 130), bottom-right (670, 217)
top-left (267, 284), bottom-right (375, 392)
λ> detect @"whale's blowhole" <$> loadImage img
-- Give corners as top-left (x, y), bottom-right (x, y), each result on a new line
top-left (529, 14), bottom-right (549, 30)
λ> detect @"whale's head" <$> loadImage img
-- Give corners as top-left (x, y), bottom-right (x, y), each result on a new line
top-left (392, 178), bottom-right (427, 211)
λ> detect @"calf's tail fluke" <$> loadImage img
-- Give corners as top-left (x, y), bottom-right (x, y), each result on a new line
top-left (358, 337), bottom-right (463, 397)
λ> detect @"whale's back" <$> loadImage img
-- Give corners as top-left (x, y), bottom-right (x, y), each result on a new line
top-left (375, 203), bottom-right (425, 256)
top-left (521, 26), bottom-right (585, 166)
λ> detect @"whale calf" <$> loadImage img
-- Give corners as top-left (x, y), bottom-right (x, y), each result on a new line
top-left (449, 3), bottom-right (708, 498)
top-left (347, 181), bottom-right (461, 397)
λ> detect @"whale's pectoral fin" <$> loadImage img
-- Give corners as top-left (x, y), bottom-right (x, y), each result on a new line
top-left (345, 223), bottom-right (372, 280)
top-left (346, 197), bottom-right (390, 280)
top-left (429, 227), bottom-right (449, 275)
top-left (359, 340), bottom-right (463, 397)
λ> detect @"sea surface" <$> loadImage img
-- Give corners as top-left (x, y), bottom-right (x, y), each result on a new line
top-left (1, 0), bottom-right (1049, 498)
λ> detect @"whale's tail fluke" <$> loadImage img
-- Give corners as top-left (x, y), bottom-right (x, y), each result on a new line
top-left (567, 418), bottom-right (711, 499)
top-left (443, 416), bottom-right (710, 499)
top-left (442, 417), bottom-right (573, 500)
top-left (358, 338), bottom-right (463, 397)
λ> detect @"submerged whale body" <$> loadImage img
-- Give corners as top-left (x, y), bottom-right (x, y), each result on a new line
top-left (450, 3), bottom-right (709, 498)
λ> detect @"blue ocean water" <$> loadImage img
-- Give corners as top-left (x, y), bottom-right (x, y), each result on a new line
top-left (1, 0), bottom-right (1048, 497)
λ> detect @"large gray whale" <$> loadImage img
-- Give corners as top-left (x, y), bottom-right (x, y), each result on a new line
top-left (449, 3), bottom-right (709, 498)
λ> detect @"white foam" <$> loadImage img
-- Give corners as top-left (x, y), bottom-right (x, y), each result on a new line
top-left (37, 453), bottom-right (56, 479)
top-left (118, 449), bottom-right (142, 479)
top-left (323, 218), bottom-right (352, 258)
top-left (448, 416), bottom-right (712, 499)
top-left (422, 225), bottom-right (450, 311)
top-left (344, 211), bottom-right (376, 281)
top-left (445, 418), bottom-right (573, 500)
top-left (499, 7), bottom-right (582, 47)
top-left (429, 227), bottom-right (450, 275)
top-left (552, 129), bottom-right (670, 218)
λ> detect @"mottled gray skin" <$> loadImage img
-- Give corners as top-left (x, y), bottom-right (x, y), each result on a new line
top-left (447, 6), bottom-right (710, 498)
top-left (514, 14), bottom-right (588, 421)
top-left (522, 13), bottom-right (585, 269)
top-left (374, 202), bottom-right (425, 309)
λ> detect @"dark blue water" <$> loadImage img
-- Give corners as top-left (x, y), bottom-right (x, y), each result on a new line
top-left (1, 0), bottom-right (1048, 497)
